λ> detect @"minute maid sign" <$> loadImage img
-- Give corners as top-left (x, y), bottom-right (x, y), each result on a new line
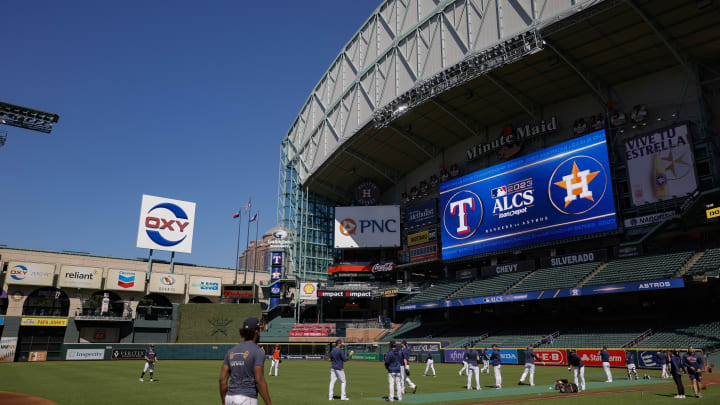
top-left (188, 276), bottom-right (221, 297)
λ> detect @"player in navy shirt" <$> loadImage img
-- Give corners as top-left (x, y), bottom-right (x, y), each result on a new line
top-left (140, 344), bottom-right (158, 382)
top-left (669, 350), bottom-right (685, 398)
top-left (400, 341), bottom-right (417, 395)
top-left (599, 346), bottom-right (612, 382)
top-left (657, 350), bottom-right (668, 379)
top-left (480, 348), bottom-right (490, 374)
top-left (682, 346), bottom-right (704, 398)
top-left (458, 347), bottom-right (469, 376)
top-left (490, 344), bottom-right (503, 389)
top-left (329, 339), bottom-right (354, 400)
top-left (465, 344), bottom-right (481, 390)
top-left (625, 350), bottom-right (639, 380)
top-left (568, 349), bottom-right (585, 391)
top-left (518, 345), bottom-right (542, 386)
top-left (385, 342), bottom-right (404, 402)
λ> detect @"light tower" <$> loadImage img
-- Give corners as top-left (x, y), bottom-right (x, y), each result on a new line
top-left (0, 101), bottom-right (60, 147)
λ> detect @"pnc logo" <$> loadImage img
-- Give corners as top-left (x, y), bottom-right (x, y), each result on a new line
top-left (548, 156), bottom-right (607, 215)
top-left (443, 190), bottom-right (483, 240)
top-left (339, 219), bottom-right (357, 236)
top-left (144, 202), bottom-right (191, 246)
top-left (10, 265), bottom-right (28, 280)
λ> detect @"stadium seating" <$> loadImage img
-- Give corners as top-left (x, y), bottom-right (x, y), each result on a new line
top-left (449, 272), bottom-right (530, 299)
top-left (404, 280), bottom-right (469, 304)
top-left (474, 328), bottom-right (552, 348)
top-left (510, 263), bottom-right (600, 293)
top-left (289, 323), bottom-right (335, 337)
top-left (548, 327), bottom-right (647, 348)
top-left (378, 321), bottom-right (422, 342)
top-left (583, 252), bottom-right (692, 286)
top-left (635, 321), bottom-right (720, 349)
top-left (685, 248), bottom-right (720, 277)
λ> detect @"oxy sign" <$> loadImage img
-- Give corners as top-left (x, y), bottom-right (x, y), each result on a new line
top-left (6, 262), bottom-right (55, 286)
top-left (334, 206), bottom-right (400, 248)
top-left (137, 195), bottom-right (196, 254)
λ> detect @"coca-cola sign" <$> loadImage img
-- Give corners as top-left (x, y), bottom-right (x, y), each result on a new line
top-left (372, 263), bottom-right (395, 273)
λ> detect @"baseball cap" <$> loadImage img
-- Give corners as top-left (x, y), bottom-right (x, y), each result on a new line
top-left (335, 339), bottom-right (343, 345)
top-left (401, 340), bottom-right (407, 345)
top-left (243, 317), bottom-right (260, 329)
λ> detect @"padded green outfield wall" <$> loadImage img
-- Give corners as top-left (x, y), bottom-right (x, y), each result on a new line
top-left (175, 303), bottom-right (261, 343)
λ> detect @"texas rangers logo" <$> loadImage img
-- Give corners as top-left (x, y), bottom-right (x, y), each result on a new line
top-left (443, 190), bottom-right (483, 240)
top-left (548, 156), bottom-right (607, 215)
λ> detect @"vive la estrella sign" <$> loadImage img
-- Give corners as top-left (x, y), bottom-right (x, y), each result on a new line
top-left (466, 117), bottom-right (558, 161)
top-left (148, 273), bottom-right (186, 294)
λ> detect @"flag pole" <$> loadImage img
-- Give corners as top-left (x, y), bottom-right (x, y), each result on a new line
top-left (234, 211), bottom-right (242, 285)
top-left (243, 198), bottom-right (252, 284)
top-left (252, 210), bottom-right (260, 303)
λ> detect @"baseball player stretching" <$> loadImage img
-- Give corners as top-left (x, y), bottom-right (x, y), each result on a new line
top-left (465, 344), bottom-right (481, 390)
top-left (400, 341), bottom-right (417, 394)
top-left (458, 348), bottom-right (469, 376)
top-left (568, 349), bottom-right (586, 392)
top-left (518, 345), bottom-right (542, 386)
top-left (625, 351), bottom-right (639, 380)
top-left (599, 346), bottom-right (613, 382)
top-left (268, 345), bottom-right (281, 376)
top-left (490, 344), bottom-right (502, 389)
top-left (480, 348), bottom-right (490, 373)
top-left (140, 344), bottom-right (158, 382)
top-left (423, 353), bottom-right (436, 377)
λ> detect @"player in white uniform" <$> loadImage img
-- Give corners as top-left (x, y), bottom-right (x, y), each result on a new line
top-left (423, 353), bottom-right (436, 376)
top-left (458, 348), bottom-right (469, 376)
top-left (140, 344), bottom-right (158, 382)
top-left (625, 351), bottom-right (639, 380)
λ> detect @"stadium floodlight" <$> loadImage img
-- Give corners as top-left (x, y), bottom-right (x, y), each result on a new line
top-left (0, 101), bottom-right (60, 134)
top-left (0, 128), bottom-right (6, 148)
top-left (373, 29), bottom-right (543, 128)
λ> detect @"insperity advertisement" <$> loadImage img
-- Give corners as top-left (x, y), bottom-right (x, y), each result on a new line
top-left (441, 130), bottom-right (617, 260)
top-left (624, 124), bottom-right (697, 206)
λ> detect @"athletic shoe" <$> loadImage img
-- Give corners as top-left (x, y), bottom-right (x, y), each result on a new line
top-left (341, 397), bottom-right (350, 401)
top-left (518, 381), bottom-right (523, 385)
top-left (413, 386), bottom-right (417, 394)
top-left (697, 394), bottom-right (702, 398)
top-left (530, 384), bottom-right (535, 386)
top-left (139, 378), bottom-right (143, 382)
top-left (150, 379), bottom-right (154, 382)
top-left (674, 395), bottom-right (683, 398)
top-left (476, 388), bottom-right (481, 390)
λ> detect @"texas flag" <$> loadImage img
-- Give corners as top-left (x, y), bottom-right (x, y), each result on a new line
top-left (232, 210), bottom-right (241, 219)
top-left (249, 212), bottom-right (258, 222)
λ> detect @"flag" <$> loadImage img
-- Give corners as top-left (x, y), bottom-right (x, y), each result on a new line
top-left (249, 212), bottom-right (258, 222)
top-left (245, 198), bottom-right (252, 213)
top-left (232, 210), bottom-right (241, 219)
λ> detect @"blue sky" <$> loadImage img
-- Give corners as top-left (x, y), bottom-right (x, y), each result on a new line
top-left (1, 1), bottom-right (380, 268)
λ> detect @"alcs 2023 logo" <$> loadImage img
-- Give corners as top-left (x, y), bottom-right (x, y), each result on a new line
top-left (548, 156), bottom-right (608, 215)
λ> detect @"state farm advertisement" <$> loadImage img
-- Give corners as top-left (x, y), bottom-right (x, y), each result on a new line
top-left (577, 349), bottom-right (625, 366)
top-left (334, 206), bottom-right (400, 248)
top-left (534, 349), bottom-right (567, 365)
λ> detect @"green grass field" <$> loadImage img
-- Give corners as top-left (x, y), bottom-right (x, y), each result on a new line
top-left (0, 360), bottom-right (714, 405)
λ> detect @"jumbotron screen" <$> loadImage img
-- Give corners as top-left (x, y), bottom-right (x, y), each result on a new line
top-left (440, 130), bottom-right (617, 260)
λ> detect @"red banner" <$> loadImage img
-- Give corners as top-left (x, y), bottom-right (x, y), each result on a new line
top-left (288, 331), bottom-right (329, 337)
top-left (577, 349), bottom-right (625, 366)
top-left (534, 349), bottom-right (567, 365)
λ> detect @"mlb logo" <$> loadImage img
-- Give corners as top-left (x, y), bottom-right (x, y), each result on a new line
top-left (491, 186), bottom-right (507, 198)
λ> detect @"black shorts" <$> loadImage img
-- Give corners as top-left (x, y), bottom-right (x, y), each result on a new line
top-left (688, 371), bottom-right (702, 381)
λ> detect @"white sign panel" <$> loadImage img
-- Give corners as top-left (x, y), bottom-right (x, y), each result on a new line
top-left (6, 262), bottom-right (55, 286)
top-left (334, 206), bottom-right (400, 248)
top-left (188, 276), bottom-right (221, 297)
top-left (136, 194), bottom-right (196, 254)
top-left (58, 266), bottom-right (103, 289)
top-left (299, 283), bottom-right (318, 300)
top-left (66, 349), bottom-right (105, 361)
top-left (624, 211), bottom-right (676, 228)
top-left (148, 273), bottom-right (186, 295)
top-left (106, 269), bottom-right (147, 292)
top-left (625, 124), bottom-right (697, 206)
top-left (0, 337), bottom-right (18, 363)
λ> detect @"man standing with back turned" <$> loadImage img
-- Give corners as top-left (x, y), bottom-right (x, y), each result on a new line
top-left (329, 339), bottom-right (354, 400)
top-left (219, 317), bottom-right (272, 405)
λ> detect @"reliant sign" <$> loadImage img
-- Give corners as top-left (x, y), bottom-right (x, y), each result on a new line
top-left (148, 273), bottom-right (186, 295)
top-left (188, 276), bottom-right (221, 297)
top-left (106, 269), bottom-right (146, 292)
top-left (466, 117), bottom-right (558, 161)
top-left (58, 266), bottom-right (103, 289)
top-left (6, 262), bottom-right (55, 286)
top-left (136, 194), bottom-right (196, 254)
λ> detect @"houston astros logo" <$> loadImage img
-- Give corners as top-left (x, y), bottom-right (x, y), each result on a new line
top-left (339, 219), bottom-right (357, 236)
top-left (548, 156), bottom-right (607, 215)
top-left (443, 190), bottom-right (483, 240)
top-left (144, 202), bottom-right (190, 246)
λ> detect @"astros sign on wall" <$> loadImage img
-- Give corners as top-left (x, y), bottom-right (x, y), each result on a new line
top-left (136, 195), bottom-right (196, 254)
top-left (334, 206), bottom-right (400, 248)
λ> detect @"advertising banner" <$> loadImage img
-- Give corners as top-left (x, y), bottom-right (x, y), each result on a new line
top-left (351, 353), bottom-right (380, 361)
top-left (637, 350), bottom-right (663, 369)
top-left (380, 288), bottom-right (399, 297)
top-left (444, 349), bottom-right (467, 363)
top-left (300, 283), bottom-right (318, 300)
top-left (409, 242), bottom-right (439, 263)
top-left (79, 327), bottom-right (120, 343)
top-left (541, 249), bottom-right (607, 268)
top-left (408, 229), bottom-right (437, 247)
top-left (490, 349), bottom-right (519, 365)
top-left (111, 349), bottom-right (146, 360)
top-left (66, 349), bottom-right (105, 361)
top-left (58, 266), bottom-right (103, 289)
top-left (577, 349), bottom-right (625, 367)
top-left (534, 349), bottom-right (567, 365)
top-left (6, 262), bottom-right (55, 286)
top-left (106, 269), bottom-right (146, 292)
top-left (441, 130), bottom-right (617, 260)
top-left (188, 276), bottom-right (221, 297)
top-left (136, 194), bottom-right (196, 254)
top-left (222, 285), bottom-right (255, 299)
top-left (481, 260), bottom-right (535, 277)
top-left (288, 331), bottom-right (328, 337)
top-left (0, 317), bottom-right (4, 326)
top-left (456, 268), bottom-right (477, 280)
top-left (317, 290), bottom-right (372, 298)
top-left (0, 337), bottom-right (18, 363)
top-left (407, 342), bottom-right (441, 354)
top-left (21, 317), bottom-right (68, 327)
top-left (335, 206), bottom-right (400, 248)
top-left (707, 206), bottom-right (720, 220)
top-left (28, 352), bottom-right (47, 362)
top-left (624, 211), bottom-right (676, 228)
top-left (615, 245), bottom-right (643, 258)
top-left (148, 273), bottom-right (186, 295)
top-left (406, 200), bottom-right (437, 228)
top-left (271, 252), bottom-right (283, 266)
top-left (625, 124), bottom-right (697, 206)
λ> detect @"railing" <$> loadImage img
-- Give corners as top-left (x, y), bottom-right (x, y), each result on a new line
top-left (625, 329), bottom-right (653, 348)
top-left (74, 313), bottom-right (133, 322)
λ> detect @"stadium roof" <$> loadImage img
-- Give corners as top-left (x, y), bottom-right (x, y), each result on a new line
top-left (297, 0), bottom-right (720, 203)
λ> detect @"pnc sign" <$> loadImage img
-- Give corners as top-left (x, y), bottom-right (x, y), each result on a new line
top-left (136, 194), bottom-right (196, 254)
top-left (334, 206), bottom-right (400, 248)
